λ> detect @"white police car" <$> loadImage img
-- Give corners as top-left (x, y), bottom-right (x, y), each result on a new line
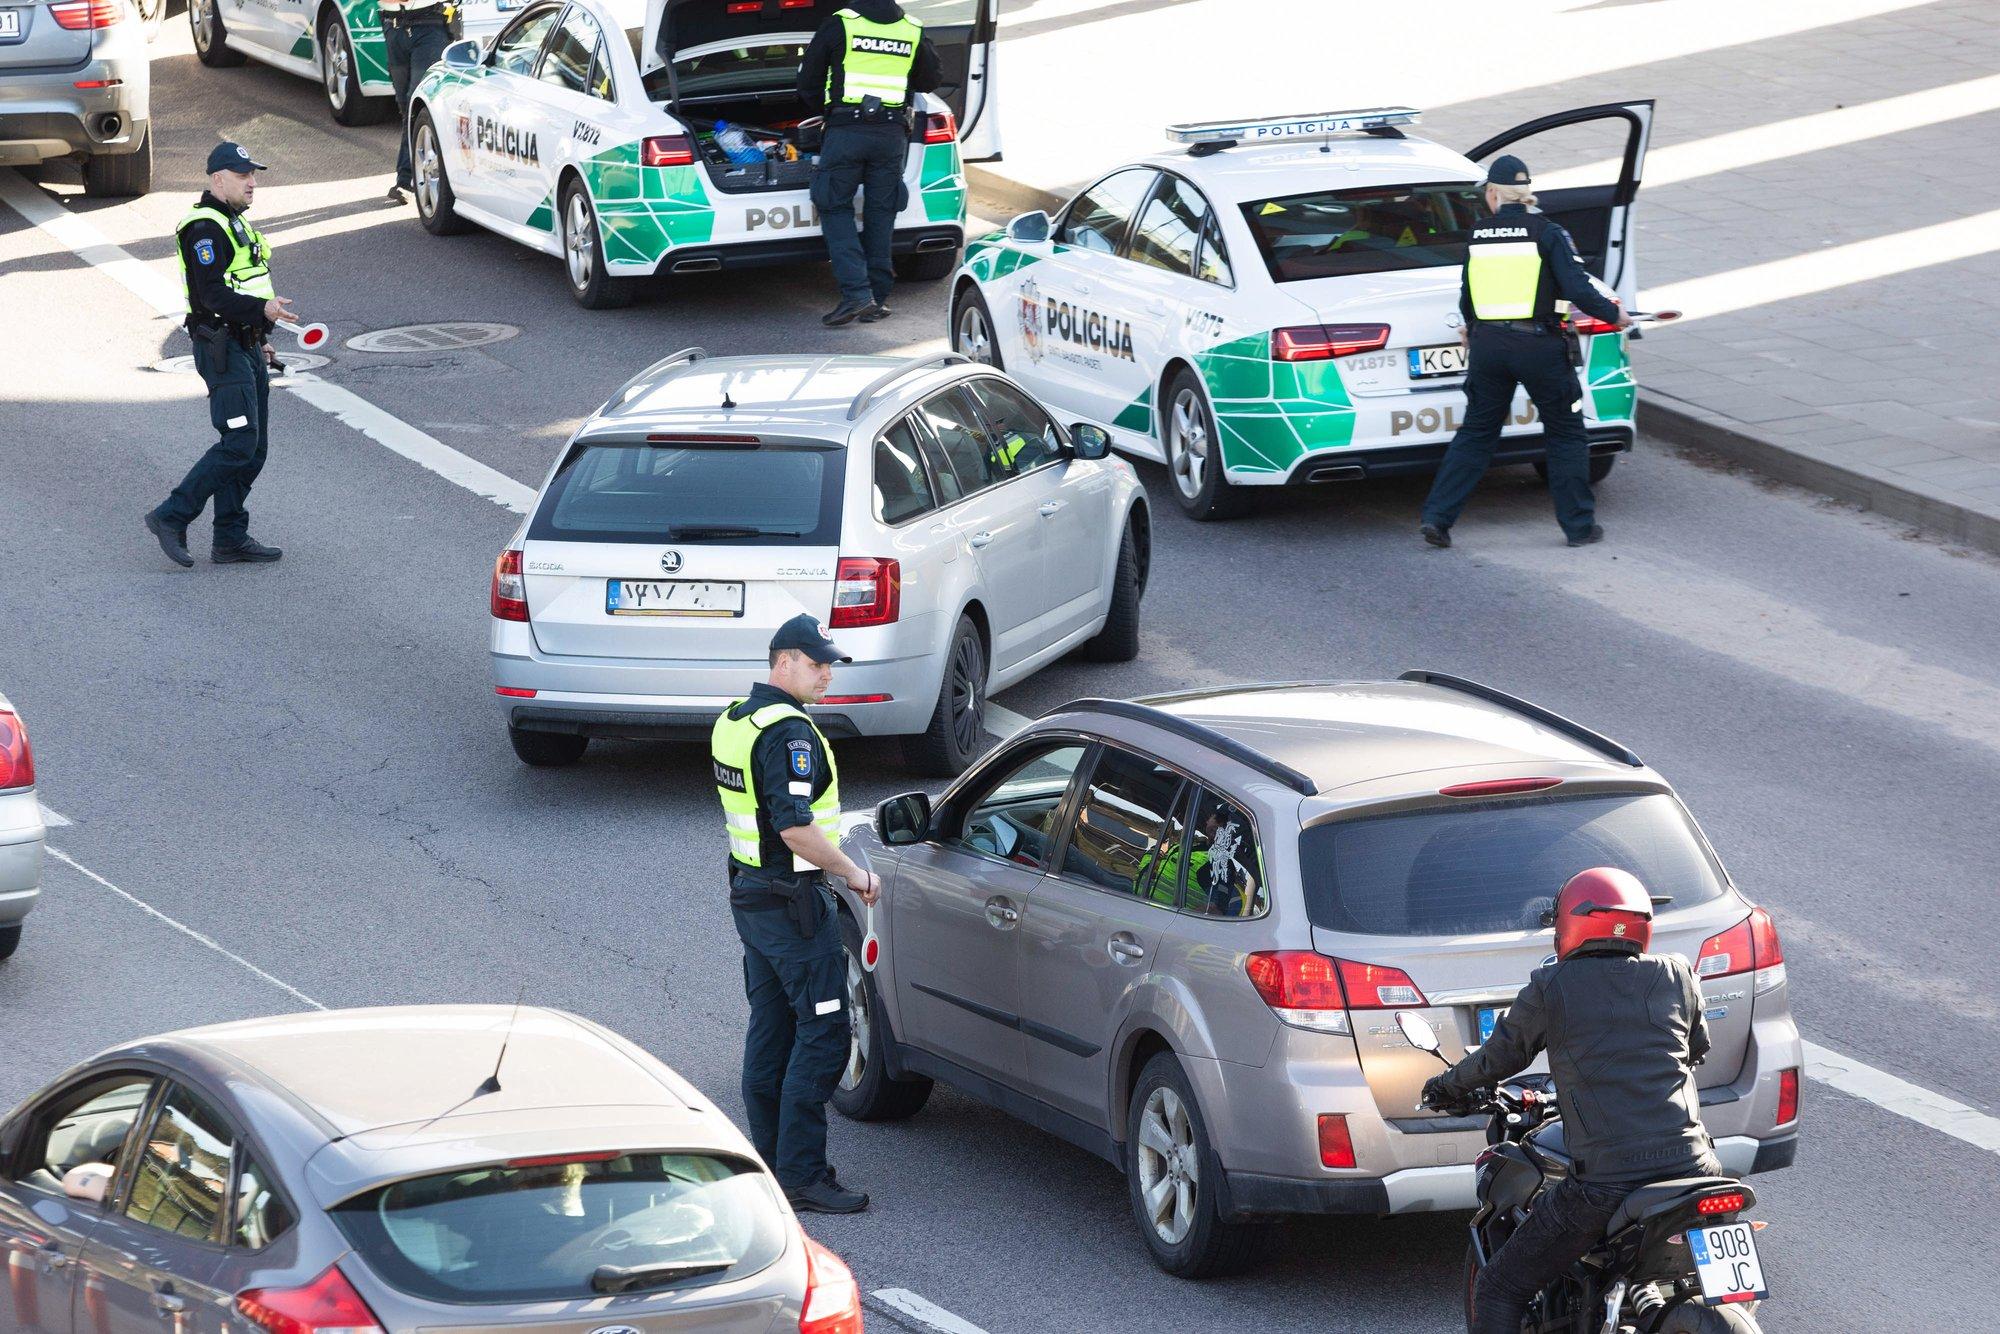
top-left (948, 104), bottom-right (1653, 519)
top-left (408, 0), bottom-right (997, 307)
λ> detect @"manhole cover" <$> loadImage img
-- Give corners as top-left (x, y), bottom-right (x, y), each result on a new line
top-left (346, 322), bottom-right (519, 354)
top-left (152, 354), bottom-right (329, 375)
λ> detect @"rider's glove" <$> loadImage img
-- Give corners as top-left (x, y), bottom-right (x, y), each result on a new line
top-left (1421, 1075), bottom-right (1460, 1113)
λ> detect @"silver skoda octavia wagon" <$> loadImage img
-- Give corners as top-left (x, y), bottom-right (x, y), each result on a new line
top-left (831, 674), bottom-right (1803, 1276)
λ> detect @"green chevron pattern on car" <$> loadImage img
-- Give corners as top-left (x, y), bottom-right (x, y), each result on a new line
top-left (1113, 383), bottom-right (1152, 433)
top-left (1191, 331), bottom-right (1357, 475)
top-left (1586, 332), bottom-right (1637, 422)
top-left (963, 235), bottom-right (1045, 284)
top-left (290, 32), bottom-right (312, 59)
top-left (524, 145), bottom-right (717, 256)
top-left (920, 142), bottom-right (967, 223)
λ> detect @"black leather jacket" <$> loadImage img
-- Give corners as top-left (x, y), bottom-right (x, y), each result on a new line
top-left (1436, 944), bottom-right (1723, 1183)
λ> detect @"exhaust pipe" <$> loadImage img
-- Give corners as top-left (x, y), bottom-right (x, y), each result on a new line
top-left (95, 113), bottom-right (123, 138)
top-left (670, 256), bottom-right (722, 273)
top-left (914, 236), bottom-right (956, 252)
top-left (1306, 464), bottom-right (1366, 483)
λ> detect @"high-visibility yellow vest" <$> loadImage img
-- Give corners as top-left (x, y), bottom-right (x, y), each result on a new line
top-left (713, 700), bottom-right (841, 872)
top-left (829, 7), bottom-right (920, 108)
top-left (1465, 213), bottom-right (1543, 322)
top-left (177, 204), bottom-right (275, 311)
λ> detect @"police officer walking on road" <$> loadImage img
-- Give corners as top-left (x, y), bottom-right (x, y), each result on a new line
top-left (145, 143), bottom-right (295, 569)
top-left (713, 615), bottom-right (881, 1213)
top-left (797, 1), bottom-right (941, 327)
top-left (380, 0), bottom-right (458, 204)
top-left (1419, 155), bottom-right (1631, 549)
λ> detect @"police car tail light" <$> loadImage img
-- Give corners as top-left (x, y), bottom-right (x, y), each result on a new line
top-left (1244, 951), bottom-right (1349, 1033)
top-left (799, 1235), bottom-right (863, 1334)
top-left (1272, 324), bottom-right (1389, 362)
top-left (51, 0), bottom-right (121, 27)
top-left (1334, 957), bottom-right (1427, 1009)
top-left (828, 557), bottom-right (900, 629)
top-left (490, 549), bottom-right (528, 622)
top-left (236, 1263), bottom-right (384, 1334)
top-left (921, 111), bottom-right (957, 145)
top-left (1776, 1067), bottom-right (1799, 1127)
top-left (0, 709), bottom-right (34, 791)
top-left (642, 135), bottom-right (696, 167)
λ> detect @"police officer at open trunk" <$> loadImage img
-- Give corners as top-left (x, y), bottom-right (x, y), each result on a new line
top-left (713, 615), bottom-right (882, 1213)
top-left (797, 1), bottom-right (941, 327)
top-left (1419, 155), bottom-right (1630, 549)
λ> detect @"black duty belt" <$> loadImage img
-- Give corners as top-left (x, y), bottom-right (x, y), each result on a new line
top-left (1476, 319), bottom-right (1556, 334)
top-left (381, 6), bottom-right (447, 23)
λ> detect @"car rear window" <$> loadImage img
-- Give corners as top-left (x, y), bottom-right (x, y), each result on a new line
top-left (529, 442), bottom-right (844, 545)
top-left (332, 1152), bottom-right (788, 1305)
top-left (1298, 793), bottom-right (1727, 938)
top-left (1238, 182), bottom-right (1485, 282)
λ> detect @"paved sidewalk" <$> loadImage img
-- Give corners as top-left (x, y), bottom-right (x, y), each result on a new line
top-left (973, 0), bottom-right (2000, 552)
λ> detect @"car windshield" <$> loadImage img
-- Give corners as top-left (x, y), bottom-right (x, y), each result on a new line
top-left (1237, 182), bottom-right (1485, 282)
top-left (529, 442), bottom-right (844, 545)
top-left (1298, 793), bottom-right (1728, 937)
top-left (332, 1152), bottom-right (788, 1304)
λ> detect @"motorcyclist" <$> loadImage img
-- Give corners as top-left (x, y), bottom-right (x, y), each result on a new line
top-left (1422, 867), bottom-right (1723, 1334)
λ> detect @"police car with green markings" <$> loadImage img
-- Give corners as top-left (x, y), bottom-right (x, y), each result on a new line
top-left (407, 0), bottom-right (994, 307)
top-left (949, 105), bottom-right (1654, 519)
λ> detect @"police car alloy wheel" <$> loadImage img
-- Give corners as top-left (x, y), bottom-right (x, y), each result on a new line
top-left (1164, 370), bottom-right (1245, 521)
top-left (412, 112), bottom-right (470, 237)
top-left (320, 14), bottom-right (390, 126)
top-left (561, 180), bottom-right (632, 311)
top-left (952, 287), bottom-right (1001, 368)
top-left (190, 0), bottom-right (245, 67)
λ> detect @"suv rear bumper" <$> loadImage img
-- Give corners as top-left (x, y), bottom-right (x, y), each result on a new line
top-left (1265, 423), bottom-right (1634, 486)
top-left (0, 52), bottom-right (149, 165)
top-left (0, 789), bottom-right (46, 926)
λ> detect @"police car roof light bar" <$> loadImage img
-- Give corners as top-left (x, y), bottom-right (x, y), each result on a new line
top-left (1054, 698), bottom-right (1320, 795)
top-left (1397, 670), bottom-right (1644, 768)
top-left (612, 346), bottom-right (709, 407)
top-left (847, 353), bottom-right (970, 421)
top-left (1164, 107), bottom-right (1421, 154)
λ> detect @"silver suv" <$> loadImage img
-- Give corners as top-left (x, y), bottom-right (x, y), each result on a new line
top-left (831, 674), bottom-right (1803, 1276)
top-left (491, 350), bottom-right (1149, 774)
top-left (0, 0), bottom-right (151, 195)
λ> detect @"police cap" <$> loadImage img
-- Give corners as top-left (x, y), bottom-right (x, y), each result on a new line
top-left (207, 142), bottom-right (268, 175)
top-left (1485, 154), bottom-right (1531, 186)
top-left (770, 614), bottom-right (852, 664)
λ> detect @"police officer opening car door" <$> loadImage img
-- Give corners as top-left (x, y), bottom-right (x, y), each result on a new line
top-left (146, 142), bottom-right (298, 569)
top-left (1420, 154), bottom-right (1630, 549)
top-left (714, 615), bottom-right (881, 1213)
top-left (798, 1), bottom-right (941, 327)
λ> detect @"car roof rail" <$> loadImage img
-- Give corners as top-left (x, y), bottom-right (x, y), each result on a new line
top-left (847, 352), bottom-right (969, 421)
top-left (609, 346), bottom-right (708, 408)
top-left (1398, 670), bottom-right (1643, 768)
top-left (1050, 697), bottom-right (1319, 796)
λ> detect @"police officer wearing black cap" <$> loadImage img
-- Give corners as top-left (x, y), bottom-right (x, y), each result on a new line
top-left (711, 614), bottom-right (881, 1213)
top-left (146, 143), bottom-right (298, 569)
top-left (1419, 154), bottom-right (1630, 549)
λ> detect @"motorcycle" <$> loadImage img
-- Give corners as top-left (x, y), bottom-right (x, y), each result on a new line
top-left (1395, 1011), bottom-right (1770, 1334)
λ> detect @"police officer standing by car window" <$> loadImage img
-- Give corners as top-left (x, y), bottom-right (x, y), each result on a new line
top-left (797, 1), bottom-right (941, 327)
top-left (145, 143), bottom-right (296, 569)
top-left (381, 0), bottom-right (459, 203)
top-left (712, 615), bottom-right (882, 1213)
top-left (1419, 155), bottom-right (1631, 549)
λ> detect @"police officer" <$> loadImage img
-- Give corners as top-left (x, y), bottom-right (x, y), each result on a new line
top-left (1419, 155), bottom-right (1631, 549)
top-left (145, 143), bottom-right (295, 569)
top-left (797, 1), bottom-right (941, 327)
top-left (380, 0), bottom-right (458, 204)
top-left (712, 615), bottom-right (881, 1213)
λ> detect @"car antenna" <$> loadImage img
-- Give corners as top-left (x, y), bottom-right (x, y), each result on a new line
top-left (477, 986), bottom-right (527, 1096)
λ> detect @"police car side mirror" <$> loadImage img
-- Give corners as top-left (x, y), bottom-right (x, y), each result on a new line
top-left (1069, 423), bottom-right (1111, 460)
top-left (442, 38), bottom-right (481, 69)
top-left (878, 792), bottom-right (931, 846)
top-left (1006, 210), bottom-right (1051, 244)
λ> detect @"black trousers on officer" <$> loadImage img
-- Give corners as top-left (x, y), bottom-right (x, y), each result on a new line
top-left (732, 882), bottom-right (849, 1189)
top-left (813, 121), bottom-right (907, 307)
top-left (1471, 1176), bottom-right (1632, 1334)
top-left (156, 334), bottom-right (270, 549)
top-left (1421, 324), bottom-right (1595, 541)
top-left (386, 17), bottom-right (452, 190)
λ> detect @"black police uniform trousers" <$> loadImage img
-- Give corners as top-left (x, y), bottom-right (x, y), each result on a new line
top-left (386, 13), bottom-right (452, 189)
top-left (1421, 323), bottom-right (1596, 541)
top-left (814, 120), bottom-right (908, 307)
top-left (1471, 1175), bottom-right (1632, 1334)
top-left (731, 877), bottom-right (848, 1189)
top-left (158, 332), bottom-right (270, 549)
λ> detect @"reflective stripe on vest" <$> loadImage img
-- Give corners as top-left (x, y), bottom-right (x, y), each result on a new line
top-left (712, 701), bottom-right (842, 872)
top-left (1465, 238), bottom-right (1541, 321)
top-left (830, 7), bottom-right (920, 106)
top-left (177, 205), bottom-right (275, 308)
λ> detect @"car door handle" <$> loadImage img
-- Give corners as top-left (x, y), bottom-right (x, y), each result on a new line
top-left (984, 896), bottom-right (1019, 928)
top-left (1038, 501), bottom-right (1064, 518)
top-left (968, 531), bottom-right (993, 549)
top-left (1073, 281), bottom-right (1093, 295)
top-left (151, 1283), bottom-right (187, 1315)
top-left (1106, 936), bottom-right (1145, 964)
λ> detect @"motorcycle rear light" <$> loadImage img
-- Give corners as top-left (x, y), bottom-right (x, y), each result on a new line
top-left (1317, 1114), bottom-right (1356, 1169)
top-left (1245, 951), bottom-right (1349, 1033)
top-left (490, 549), bottom-right (528, 622)
top-left (1696, 1191), bottom-right (1746, 1216)
top-left (0, 710), bottom-right (33, 790)
top-left (235, 1264), bottom-right (384, 1334)
top-left (1272, 324), bottom-right (1390, 362)
top-left (922, 110), bottom-right (957, 144)
top-left (799, 1235), bottom-right (863, 1334)
top-left (1438, 777), bottom-right (1562, 797)
top-left (1334, 958), bottom-right (1427, 1009)
top-left (642, 135), bottom-right (696, 167)
top-left (494, 686), bottom-right (537, 698)
top-left (1776, 1067), bottom-right (1799, 1126)
top-left (51, 0), bottom-right (122, 28)
top-left (829, 557), bottom-right (900, 628)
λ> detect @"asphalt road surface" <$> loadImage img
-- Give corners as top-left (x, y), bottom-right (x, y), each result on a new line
top-left (3, 22), bottom-right (1997, 1334)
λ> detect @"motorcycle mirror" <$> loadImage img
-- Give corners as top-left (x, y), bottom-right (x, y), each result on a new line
top-left (1395, 1010), bottom-right (1442, 1054)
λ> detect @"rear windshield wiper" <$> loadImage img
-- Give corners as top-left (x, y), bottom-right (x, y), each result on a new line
top-left (665, 526), bottom-right (803, 540)
top-left (591, 1260), bottom-right (734, 1295)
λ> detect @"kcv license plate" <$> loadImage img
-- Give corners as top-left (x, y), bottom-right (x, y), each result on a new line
top-left (1410, 343), bottom-right (1468, 378)
top-left (606, 579), bottom-right (743, 617)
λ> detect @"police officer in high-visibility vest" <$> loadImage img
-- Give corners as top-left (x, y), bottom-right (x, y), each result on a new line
top-left (1419, 155), bottom-right (1631, 550)
top-left (713, 615), bottom-right (881, 1214)
top-left (797, 0), bottom-right (941, 327)
top-left (146, 143), bottom-right (299, 569)
top-left (380, 0), bottom-right (461, 204)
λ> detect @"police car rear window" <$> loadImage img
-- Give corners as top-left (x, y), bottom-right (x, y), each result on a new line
top-left (1238, 183), bottom-right (1484, 283)
top-left (529, 442), bottom-right (845, 545)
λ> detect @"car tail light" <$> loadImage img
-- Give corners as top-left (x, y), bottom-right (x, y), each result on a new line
top-left (1335, 958), bottom-right (1427, 1009)
top-left (1272, 324), bottom-right (1390, 362)
top-left (799, 1235), bottom-right (863, 1334)
top-left (829, 557), bottom-right (899, 628)
top-left (1317, 1114), bottom-right (1356, 1169)
top-left (1438, 777), bottom-right (1561, 797)
top-left (1695, 1191), bottom-right (1746, 1216)
top-left (1571, 314), bottom-right (1622, 336)
top-left (236, 1264), bottom-right (384, 1334)
top-left (0, 710), bottom-right (33, 790)
top-left (73, 78), bottom-right (123, 89)
top-left (490, 549), bottom-right (528, 622)
top-left (1697, 907), bottom-right (1785, 994)
top-left (726, 1), bottom-right (763, 12)
top-left (495, 686), bottom-right (537, 698)
top-left (642, 134), bottom-right (696, 167)
top-left (1245, 951), bottom-right (1348, 1033)
top-left (1776, 1067), bottom-right (1799, 1127)
top-left (922, 110), bottom-right (957, 145)
top-left (51, 0), bottom-right (122, 28)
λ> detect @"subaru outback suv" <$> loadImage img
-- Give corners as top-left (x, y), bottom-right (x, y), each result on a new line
top-left (0, 0), bottom-right (152, 195)
top-left (831, 673), bottom-right (1802, 1276)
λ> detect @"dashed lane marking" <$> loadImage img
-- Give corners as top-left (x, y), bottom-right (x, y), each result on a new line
top-left (984, 701), bottom-right (1031, 738)
top-left (871, 1289), bottom-right (991, 1334)
top-left (1804, 1041), bottom-right (2000, 1155)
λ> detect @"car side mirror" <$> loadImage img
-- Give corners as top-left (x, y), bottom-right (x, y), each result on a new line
top-left (877, 792), bottom-right (931, 846)
top-left (1006, 210), bottom-right (1052, 244)
top-left (61, 1162), bottom-right (114, 1204)
top-left (442, 38), bottom-right (482, 69)
top-left (1069, 423), bottom-right (1112, 460)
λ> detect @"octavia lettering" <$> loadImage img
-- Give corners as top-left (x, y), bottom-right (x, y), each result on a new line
top-left (475, 116), bottom-right (540, 165)
top-left (1043, 300), bottom-right (1136, 362)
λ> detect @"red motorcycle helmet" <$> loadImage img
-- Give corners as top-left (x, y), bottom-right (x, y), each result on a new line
top-left (1554, 867), bottom-right (1654, 959)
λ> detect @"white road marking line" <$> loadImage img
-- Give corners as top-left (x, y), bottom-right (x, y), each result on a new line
top-left (37, 803), bottom-right (72, 828)
top-left (0, 170), bottom-right (183, 317)
top-left (871, 1289), bottom-right (990, 1334)
top-left (45, 848), bottom-right (327, 1011)
top-left (1803, 1041), bottom-right (2000, 1155)
top-left (984, 701), bottom-right (1031, 738)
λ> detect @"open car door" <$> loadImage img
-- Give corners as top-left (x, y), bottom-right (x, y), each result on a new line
top-left (909, 0), bottom-right (1001, 160)
top-left (1467, 100), bottom-right (1653, 308)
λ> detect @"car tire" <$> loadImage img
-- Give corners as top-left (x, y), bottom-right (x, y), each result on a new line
top-left (561, 178), bottom-right (634, 310)
top-left (189, 0), bottom-right (246, 66)
top-left (1532, 455), bottom-right (1616, 484)
top-left (1460, 1242), bottom-right (1480, 1333)
top-left (320, 10), bottom-right (393, 127)
top-left (895, 247), bottom-right (959, 283)
top-left (1163, 367), bottom-right (1247, 521)
top-left (82, 130), bottom-right (152, 198)
top-left (951, 284), bottom-right (1003, 369)
top-left (902, 614), bottom-right (984, 777)
top-left (1658, 1299), bottom-right (1763, 1333)
top-left (412, 109), bottom-right (470, 236)
top-left (1079, 519), bottom-right (1144, 663)
top-left (508, 726), bottom-right (588, 767)
top-left (831, 909), bottom-right (933, 1122)
top-left (0, 924), bottom-right (20, 963)
top-left (1125, 1051), bottom-right (1261, 1278)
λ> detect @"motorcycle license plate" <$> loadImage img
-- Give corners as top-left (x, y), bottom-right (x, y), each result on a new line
top-left (1477, 1005), bottom-right (1508, 1043)
top-left (1687, 1222), bottom-right (1767, 1305)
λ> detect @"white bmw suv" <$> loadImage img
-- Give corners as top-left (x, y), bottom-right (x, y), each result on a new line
top-left (490, 350), bottom-right (1150, 774)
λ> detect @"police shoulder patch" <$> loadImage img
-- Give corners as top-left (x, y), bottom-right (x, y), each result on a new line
top-left (788, 739), bottom-right (814, 776)
top-left (193, 237), bottom-right (217, 267)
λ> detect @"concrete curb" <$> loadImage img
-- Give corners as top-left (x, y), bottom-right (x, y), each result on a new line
top-left (967, 165), bottom-right (1065, 222)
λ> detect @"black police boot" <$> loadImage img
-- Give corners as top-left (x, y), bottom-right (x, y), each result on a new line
top-left (145, 509), bottom-right (194, 568)
top-left (859, 301), bottom-right (892, 323)
top-left (1420, 522), bottom-right (1451, 549)
top-left (1566, 525), bottom-right (1605, 548)
top-left (822, 298), bottom-right (873, 328)
top-left (785, 1172), bottom-right (869, 1214)
top-left (385, 183), bottom-right (408, 204)
top-left (213, 536), bottom-right (283, 564)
